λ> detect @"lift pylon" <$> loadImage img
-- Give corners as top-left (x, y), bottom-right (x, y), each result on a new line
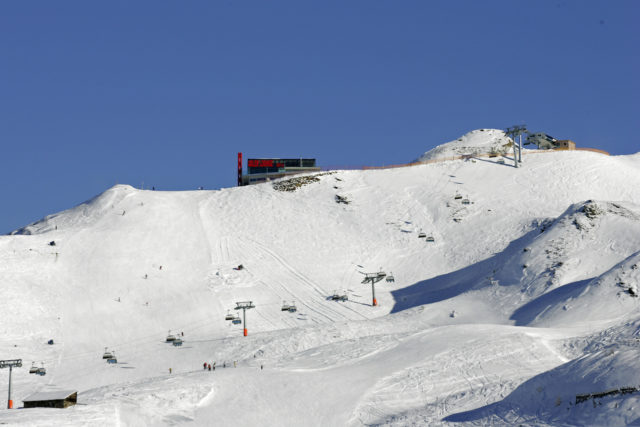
top-left (361, 271), bottom-right (386, 306)
top-left (234, 301), bottom-right (255, 336)
top-left (0, 359), bottom-right (22, 409)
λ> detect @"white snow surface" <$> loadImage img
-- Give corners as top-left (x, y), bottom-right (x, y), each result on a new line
top-left (414, 128), bottom-right (515, 161)
top-left (1, 138), bottom-right (640, 426)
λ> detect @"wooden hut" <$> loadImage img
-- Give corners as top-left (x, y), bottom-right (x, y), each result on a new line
top-left (556, 139), bottom-right (576, 150)
top-left (23, 390), bottom-right (77, 408)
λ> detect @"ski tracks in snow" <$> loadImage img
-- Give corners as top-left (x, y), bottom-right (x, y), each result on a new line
top-left (243, 238), bottom-right (369, 325)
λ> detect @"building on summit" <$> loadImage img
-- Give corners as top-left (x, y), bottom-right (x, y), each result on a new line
top-left (237, 153), bottom-right (320, 186)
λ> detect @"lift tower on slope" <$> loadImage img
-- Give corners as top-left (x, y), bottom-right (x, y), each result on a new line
top-left (235, 301), bottom-right (255, 336)
top-left (505, 125), bottom-right (528, 167)
top-left (361, 271), bottom-right (387, 306)
top-left (1, 359), bottom-right (22, 409)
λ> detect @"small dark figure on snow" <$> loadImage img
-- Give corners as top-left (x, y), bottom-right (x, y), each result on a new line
top-left (208, 364), bottom-right (211, 371)
top-left (203, 362), bottom-right (207, 370)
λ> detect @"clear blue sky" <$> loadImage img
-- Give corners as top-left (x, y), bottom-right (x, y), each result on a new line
top-left (1, 1), bottom-right (638, 233)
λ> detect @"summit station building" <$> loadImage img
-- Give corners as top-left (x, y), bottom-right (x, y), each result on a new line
top-left (237, 153), bottom-right (320, 186)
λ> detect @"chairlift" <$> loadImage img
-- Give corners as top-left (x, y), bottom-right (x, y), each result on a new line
top-left (281, 300), bottom-right (290, 311)
top-left (418, 232), bottom-right (426, 238)
top-left (36, 363), bottom-right (46, 376)
top-left (461, 198), bottom-right (470, 205)
top-left (288, 301), bottom-right (297, 313)
top-left (231, 315), bottom-right (242, 325)
top-left (386, 272), bottom-right (395, 283)
top-left (330, 290), bottom-right (340, 300)
top-left (107, 352), bottom-right (117, 364)
top-left (426, 236), bottom-right (435, 242)
top-left (454, 192), bottom-right (462, 200)
top-left (339, 293), bottom-right (349, 302)
top-left (29, 362), bottom-right (38, 374)
top-left (102, 347), bottom-right (113, 359)
top-left (173, 338), bottom-right (183, 347)
top-left (225, 310), bottom-right (234, 320)
top-left (166, 330), bottom-right (177, 342)
top-left (497, 158), bottom-right (505, 164)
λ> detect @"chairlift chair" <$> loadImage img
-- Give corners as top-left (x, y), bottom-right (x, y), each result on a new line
top-left (386, 273), bottom-right (395, 283)
top-left (454, 193), bottom-right (462, 200)
top-left (36, 363), bottom-right (46, 376)
top-left (288, 301), bottom-right (297, 313)
top-left (107, 352), bottom-right (117, 364)
top-left (497, 158), bottom-right (505, 164)
top-left (281, 300), bottom-right (290, 311)
top-left (225, 310), bottom-right (234, 320)
top-left (166, 330), bottom-right (177, 342)
top-left (231, 315), bottom-right (242, 325)
top-left (29, 362), bottom-right (38, 374)
top-left (331, 290), bottom-right (340, 300)
top-left (418, 232), bottom-right (426, 238)
top-left (426, 236), bottom-right (435, 242)
top-left (173, 338), bottom-right (183, 347)
top-left (461, 198), bottom-right (470, 205)
top-left (102, 347), bottom-right (114, 359)
top-left (339, 294), bottom-right (349, 302)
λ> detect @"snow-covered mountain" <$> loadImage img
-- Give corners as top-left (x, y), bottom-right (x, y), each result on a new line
top-left (415, 128), bottom-right (515, 161)
top-left (1, 131), bottom-right (639, 426)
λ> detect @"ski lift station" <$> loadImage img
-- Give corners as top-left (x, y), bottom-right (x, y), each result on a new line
top-left (237, 154), bottom-right (321, 186)
top-left (23, 390), bottom-right (78, 409)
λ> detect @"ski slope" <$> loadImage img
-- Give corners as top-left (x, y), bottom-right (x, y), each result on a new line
top-left (1, 130), bottom-right (639, 426)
